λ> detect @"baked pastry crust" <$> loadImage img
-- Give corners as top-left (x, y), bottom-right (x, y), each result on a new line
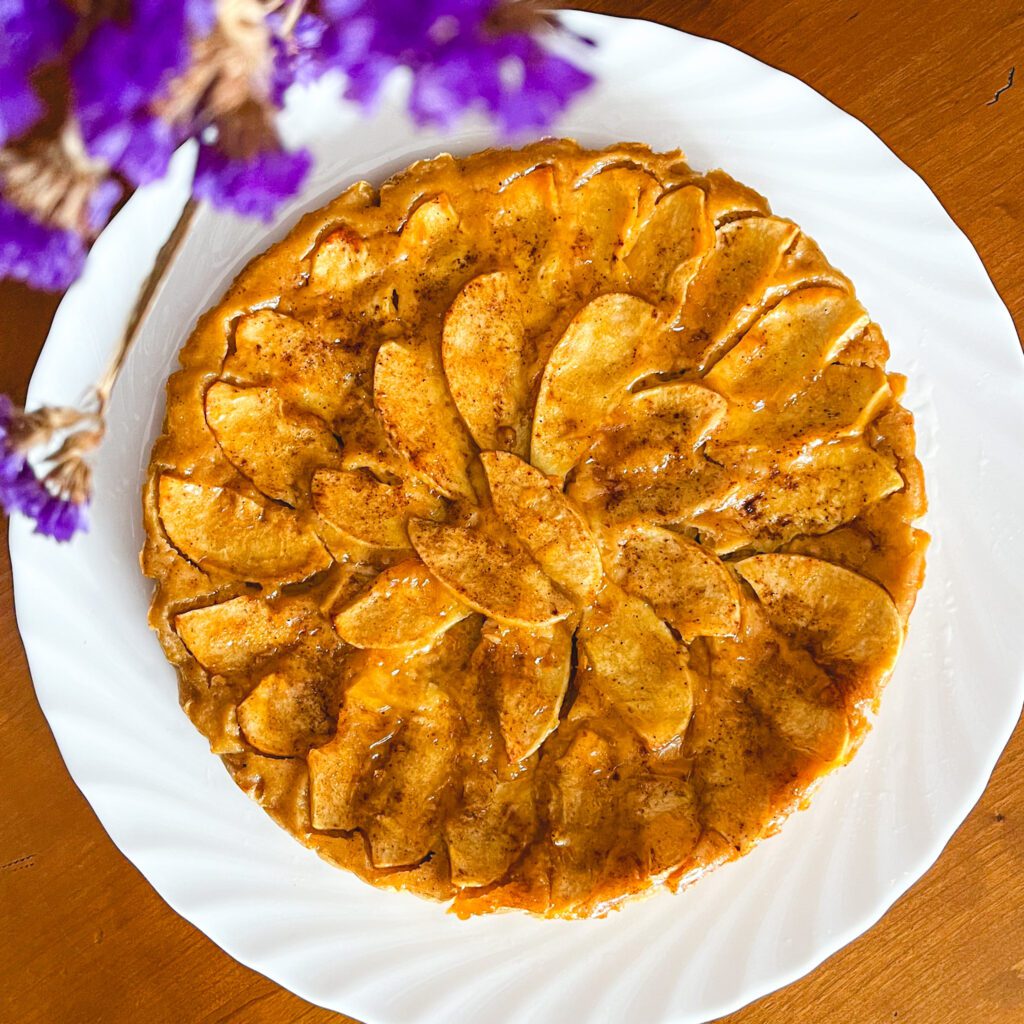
top-left (142, 141), bottom-right (927, 918)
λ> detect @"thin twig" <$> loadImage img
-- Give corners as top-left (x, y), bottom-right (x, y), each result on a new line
top-left (93, 198), bottom-right (198, 415)
top-left (277, 0), bottom-right (307, 39)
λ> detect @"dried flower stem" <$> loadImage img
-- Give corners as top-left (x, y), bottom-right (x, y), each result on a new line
top-left (93, 197), bottom-right (198, 416)
top-left (277, 0), bottom-right (307, 40)
top-left (5, 196), bottom-right (196, 516)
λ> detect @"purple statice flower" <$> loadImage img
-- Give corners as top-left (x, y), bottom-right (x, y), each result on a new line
top-left (25, 489), bottom-right (89, 541)
top-left (0, 396), bottom-right (88, 542)
top-left (192, 142), bottom-right (312, 221)
top-left (0, 0), bottom-right (73, 145)
top-left (186, 0), bottom-right (218, 37)
top-left (71, 0), bottom-right (192, 185)
top-left (86, 177), bottom-right (125, 236)
top-left (0, 198), bottom-right (86, 290)
top-left (316, 0), bottom-right (592, 134)
top-left (270, 11), bottom-right (335, 104)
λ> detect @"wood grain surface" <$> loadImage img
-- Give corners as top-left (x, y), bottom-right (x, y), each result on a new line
top-left (2, 2), bottom-right (1022, 1022)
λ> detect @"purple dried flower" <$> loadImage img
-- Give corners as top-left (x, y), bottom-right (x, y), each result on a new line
top-left (26, 489), bottom-right (89, 541)
top-left (0, 79), bottom-right (44, 149)
top-left (72, 0), bottom-right (191, 184)
top-left (0, 198), bottom-right (86, 290)
top-left (186, 0), bottom-right (219, 37)
top-left (490, 42), bottom-right (593, 134)
top-left (86, 177), bottom-right (124, 236)
top-left (314, 1), bottom-right (592, 134)
top-left (0, 0), bottom-right (73, 145)
top-left (0, 396), bottom-right (88, 542)
top-left (192, 142), bottom-right (312, 221)
top-left (270, 11), bottom-right (334, 103)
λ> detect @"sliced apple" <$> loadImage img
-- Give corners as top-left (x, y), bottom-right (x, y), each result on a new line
top-left (442, 272), bottom-right (530, 456)
top-left (158, 476), bottom-right (330, 583)
top-left (531, 293), bottom-right (663, 478)
top-left (445, 772), bottom-right (537, 888)
top-left (569, 454), bottom-right (738, 532)
top-left (373, 341), bottom-right (476, 500)
top-left (474, 619), bottom-right (572, 763)
top-left (312, 467), bottom-right (441, 551)
top-left (308, 663), bottom-right (457, 867)
top-left (226, 309), bottom-right (356, 424)
top-left (579, 585), bottom-right (695, 751)
top-left (625, 185), bottom-right (712, 302)
top-left (671, 216), bottom-right (798, 370)
top-left (610, 525), bottom-right (741, 640)
top-left (400, 193), bottom-right (459, 247)
top-left (708, 597), bottom-right (851, 764)
top-left (631, 773), bottom-right (701, 878)
top-left (237, 670), bottom-right (334, 756)
top-left (331, 558), bottom-right (471, 649)
top-left (693, 441), bottom-right (904, 551)
top-left (707, 363), bottom-right (891, 463)
top-left (408, 519), bottom-right (573, 627)
top-left (704, 287), bottom-right (870, 407)
top-left (175, 595), bottom-right (314, 674)
top-left (547, 727), bottom-right (627, 912)
top-left (591, 381), bottom-right (727, 476)
top-left (767, 230), bottom-right (851, 301)
top-left (695, 169), bottom-right (770, 223)
top-left (570, 165), bottom-right (660, 274)
top-left (481, 451), bottom-right (602, 604)
top-left (493, 165), bottom-right (560, 281)
top-left (310, 224), bottom-right (378, 292)
top-left (205, 382), bottom-right (338, 505)
top-left (736, 553), bottom-right (903, 677)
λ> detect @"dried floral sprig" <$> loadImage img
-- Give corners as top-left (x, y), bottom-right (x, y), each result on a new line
top-left (0, 1), bottom-right (592, 540)
top-left (1, 0), bottom-right (591, 290)
top-left (0, 198), bottom-right (197, 541)
top-left (0, 397), bottom-right (92, 541)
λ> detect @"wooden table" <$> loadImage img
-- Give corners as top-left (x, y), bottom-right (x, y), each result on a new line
top-left (2, 2), bottom-right (1021, 1021)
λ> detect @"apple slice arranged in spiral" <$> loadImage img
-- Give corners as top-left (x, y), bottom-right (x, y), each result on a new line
top-left (707, 363), bottom-right (891, 463)
top-left (481, 451), bottom-right (602, 604)
top-left (735, 553), bottom-right (903, 679)
top-left (308, 660), bottom-right (457, 867)
top-left (331, 558), bottom-right (471, 649)
top-left (226, 309), bottom-right (357, 424)
top-left (158, 476), bottom-right (330, 584)
top-left (442, 272), bottom-right (530, 457)
top-left (609, 525), bottom-right (741, 641)
top-left (205, 382), bottom-right (339, 505)
top-left (579, 585), bottom-right (695, 752)
top-left (445, 770), bottom-right (538, 889)
top-left (409, 519), bottom-right (573, 628)
top-left (625, 184), bottom-right (712, 303)
top-left (312, 467), bottom-right (441, 551)
top-left (474, 619), bottom-right (573, 764)
top-left (589, 381), bottom-right (727, 477)
top-left (671, 216), bottom-right (798, 371)
top-left (374, 340), bottom-right (476, 500)
top-left (531, 292), bottom-right (663, 478)
top-left (237, 670), bottom-right (335, 757)
top-left (175, 594), bottom-right (316, 674)
top-left (692, 441), bottom-right (904, 553)
top-left (704, 287), bottom-right (870, 407)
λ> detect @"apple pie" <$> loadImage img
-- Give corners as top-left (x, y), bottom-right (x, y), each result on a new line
top-left (142, 141), bottom-right (927, 918)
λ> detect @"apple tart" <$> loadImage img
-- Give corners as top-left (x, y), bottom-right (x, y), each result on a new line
top-left (142, 141), bottom-right (927, 918)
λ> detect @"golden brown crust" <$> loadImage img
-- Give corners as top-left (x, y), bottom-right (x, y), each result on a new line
top-left (142, 140), bottom-right (927, 918)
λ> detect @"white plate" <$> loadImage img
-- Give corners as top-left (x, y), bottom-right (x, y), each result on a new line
top-left (12, 13), bottom-right (1024, 1024)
